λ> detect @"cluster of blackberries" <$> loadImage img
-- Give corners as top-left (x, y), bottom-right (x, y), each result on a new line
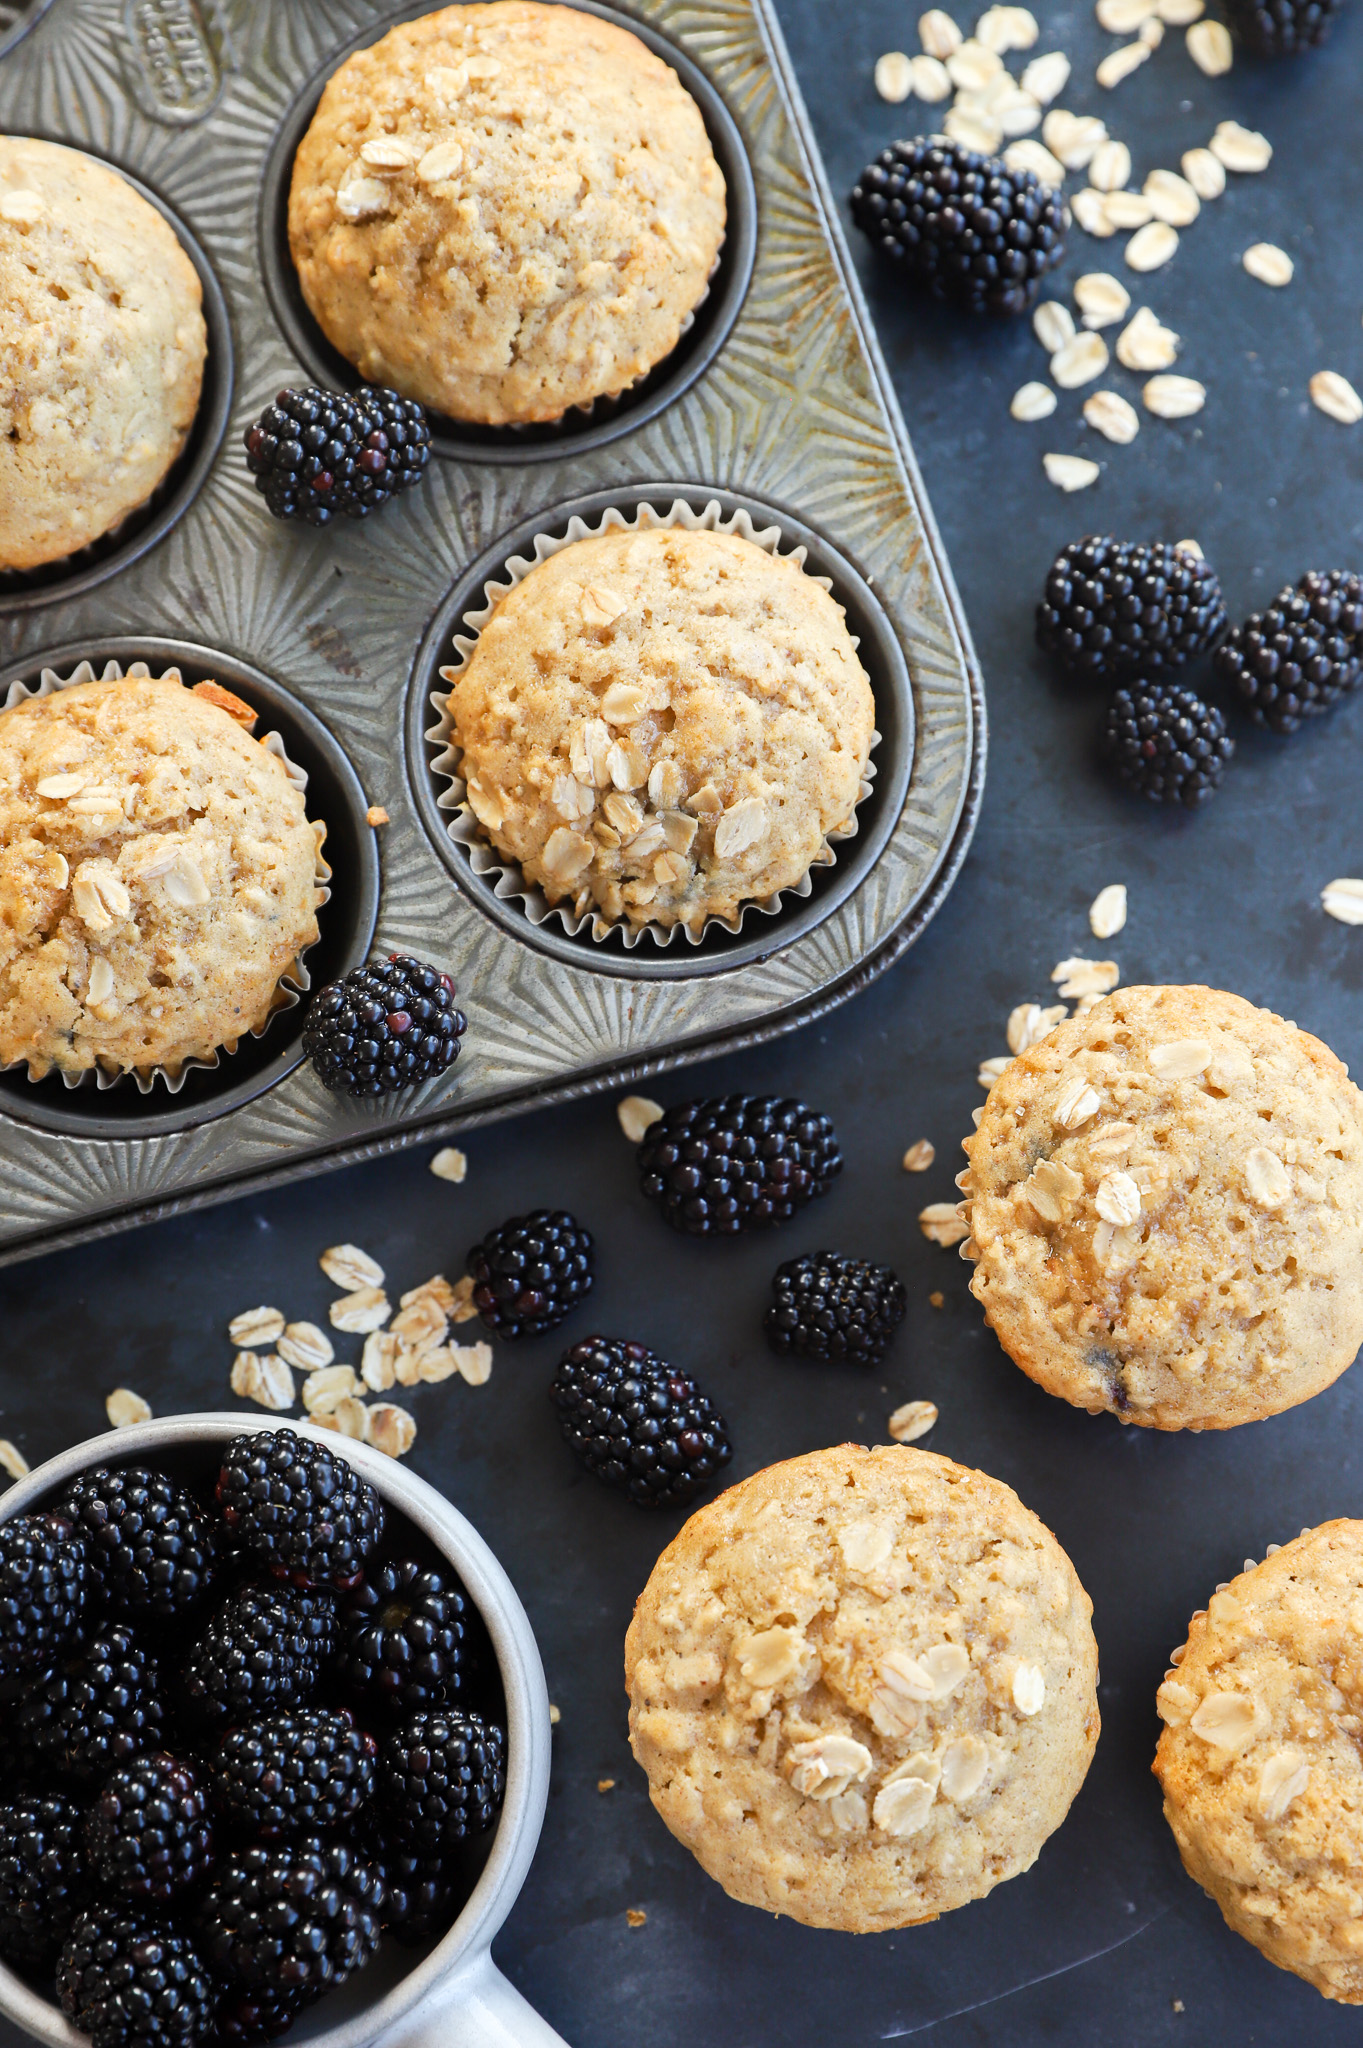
top-left (0, 1431), bottom-right (506, 2048)
top-left (1225, 0), bottom-right (1343, 54)
top-left (1036, 537), bottom-right (1363, 805)
top-left (244, 387), bottom-right (431, 528)
top-left (304, 955), bottom-right (466, 1098)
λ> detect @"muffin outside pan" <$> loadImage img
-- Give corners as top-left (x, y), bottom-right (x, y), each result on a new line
top-left (0, 149), bottom-right (232, 614)
top-left (0, 639), bottom-right (378, 1141)
top-left (259, 0), bottom-right (756, 464)
top-left (406, 486), bottom-right (914, 978)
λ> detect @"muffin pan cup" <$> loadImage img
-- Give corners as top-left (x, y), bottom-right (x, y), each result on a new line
top-left (256, 0), bottom-right (758, 465)
top-left (0, 0), bottom-right (982, 1263)
top-left (0, 155), bottom-right (233, 615)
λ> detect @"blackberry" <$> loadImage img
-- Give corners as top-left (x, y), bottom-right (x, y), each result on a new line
top-left (850, 138), bottom-right (1066, 315)
top-left (0, 1791), bottom-right (91, 1968)
top-left (637, 1094), bottom-right (842, 1236)
top-left (216, 1429), bottom-right (384, 1590)
top-left (1224, 0), bottom-right (1343, 50)
top-left (21, 1624), bottom-right (165, 1784)
top-left (550, 1337), bottom-right (732, 1509)
top-left (0, 1673), bottom-right (42, 1789)
top-left (210, 1708), bottom-right (376, 1840)
top-left (363, 1838), bottom-right (455, 1946)
top-left (1101, 679), bottom-right (1234, 805)
top-left (211, 1987), bottom-right (308, 2046)
top-left (466, 1209), bottom-right (594, 1339)
top-left (765, 1251), bottom-right (907, 1368)
top-left (244, 386), bottom-right (430, 526)
top-left (58, 1909), bottom-right (217, 2048)
top-left (1214, 579), bottom-right (1363, 732)
top-left (58, 1468), bottom-right (217, 1624)
top-left (303, 954), bottom-right (466, 1097)
top-left (0, 1512), bottom-right (90, 1676)
top-left (196, 1837), bottom-right (384, 1998)
top-left (340, 1559), bottom-right (466, 1713)
top-left (1036, 537), bottom-right (1228, 681)
top-left (181, 1583), bottom-right (338, 1727)
top-left (378, 1709), bottom-right (506, 1853)
top-left (84, 1755), bottom-right (213, 1903)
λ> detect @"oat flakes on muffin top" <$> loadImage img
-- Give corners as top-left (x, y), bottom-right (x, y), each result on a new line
top-left (1155, 1521), bottom-right (1363, 2003)
top-left (446, 524), bottom-right (875, 935)
top-left (962, 984), bottom-right (1363, 1431)
top-left (288, 1), bottom-right (726, 425)
top-left (0, 671), bottom-right (325, 1078)
top-left (625, 1445), bottom-right (1099, 1932)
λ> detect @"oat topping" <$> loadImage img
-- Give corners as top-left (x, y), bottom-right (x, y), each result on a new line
top-left (1257, 1752), bottom-right (1310, 1822)
top-left (1055, 1077), bottom-right (1101, 1129)
top-left (1013, 1663), bottom-right (1047, 1714)
top-left (1189, 1690), bottom-right (1264, 1751)
top-left (1095, 1171), bottom-right (1142, 1226)
top-left (786, 1733), bottom-right (876, 1801)
top-left (1024, 1157), bottom-right (1084, 1224)
top-left (1245, 1147), bottom-right (1291, 1209)
top-left (873, 1771), bottom-right (937, 1836)
top-left (1149, 1038), bottom-right (1212, 1078)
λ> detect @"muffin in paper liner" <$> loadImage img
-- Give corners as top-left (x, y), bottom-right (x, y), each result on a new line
top-left (0, 660), bottom-right (330, 1093)
top-left (427, 497), bottom-right (880, 950)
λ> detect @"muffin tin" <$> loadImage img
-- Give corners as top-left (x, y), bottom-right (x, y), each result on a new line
top-left (0, 0), bottom-right (983, 1265)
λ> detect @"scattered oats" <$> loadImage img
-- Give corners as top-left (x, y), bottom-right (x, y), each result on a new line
top-left (1004, 138), bottom-right (1066, 185)
top-left (1020, 51), bottom-right (1070, 103)
top-left (230, 1350), bottom-right (294, 1411)
top-left (1104, 190), bottom-right (1154, 230)
top-left (976, 4), bottom-right (1040, 51)
top-left (430, 1147), bottom-right (468, 1182)
top-left (977, 1055), bottom-right (1013, 1088)
top-left (1150, 1039), bottom-right (1212, 1078)
top-left (1053, 957), bottom-right (1119, 999)
top-left (1075, 272), bottom-right (1130, 327)
top-left (1310, 371), bottom-right (1362, 425)
top-left (449, 1274), bottom-right (478, 1324)
top-left (995, 88), bottom-right (1043, 138)
top-left (365, 805), bottom-right (390, 827)
top-left (1023, 1157), bottom-right (1084, 1225)
top-left (368, 1402), bottom-right (417, 1459)
top-left (1322, 878), bottom-right (1363, 925)
top-left (1072, 990), bottom-right (1107, 1017)
top-left (1056, 1077), bottom-right (1101, 1129)
top-left (1052, 331), bottom-right (1110, 389)
top-left (277, 1322), bottom-right (334, 1371)
top-left (401, 1275), bottom-right (459, 1316)
top-left (1243, 242), bottom-right (1293, 287)
top-left (1007, 1002), bottom-right (1067, 1054)
top-left (1033, 299), bottom-right (1076, 352)
top-left (1158, 0), bottom-right (1203, 17)
top-left (392, 1294), bottom-right (449, 1355)
top-left (228, 1306), bottom-right (285, 1349)
top-left (1096, 41), bottom-right (1150, 86)
top-left (1126, 221), bottom-right (1179, 270)
top-left (315, 1396), bottom-right (370, 1441)
top-left (1089, 883), bottom-right (1128, 939)
top-left (549, 1704), bottom-right (561, 1726)
top-left (625, 1909), bottom-right (647, 1929)
top-left (919, 1203), bottom-right (970, 1247)
top-left (618, 1095), bottom-right (664, 1143)
top-left (0, 1440), bottom-right (30, 1482)
top-left (302, 1364), bottom-right (362, 1416)
top-left (329, 1286), bottom-right (391, 1335)
top-left (1071, 189), bottom-right (1117, 237)
top-left (1187, 18), bottom-right (1232, 71)
top-left (1011, 381), bottom-right (1058, 422)
top-left (874, 50), bottom-right (914, 100)
top-left (1140, 15), bottom-right (1166, 42)
top-left (1181, 146), bottom-right (1225, 199)
top-left (1210, 121), bottom-right (1271, 173)
top-left (1013, 1663), bottom-right (1047, 1714)
top-left (1097, 0), bottom-right (1157, 22)
top-left (888, 1400), bottom-right (939, 1443)
top-left (1143, 373), bottom-right (1206, 417)
top-left (1245, 1146), bottom-right (1291, 1209)
top-left (1096, 1171), bottom-right (1142, 1226)
top-left (946, 37), bottom-right (1004, 90)
top-left (1044, 452), bottom-right (1101, 491)
top-left (910, 52), bottom-right (953, 98)
top-left (1176, 537), bottom-right (1203, 558)
top-left (903, 1139), bottom-right (936, 1171)
top-left (1084, 390), bottom-right (1140, 444)
top-left (1117, 306), bottom-right (1180, 370)
top-left (1042, 110), bottom-right (1108, 171)
top-left (412, 1345), bottom-right (459, 1383)
top-left (452, 1340), bottom-right (494, 1386)
top-left (597, 1777), bottom-right (616, 1794)
top-left (919, 8), bottom-right (963, 56)
top-left (929, 1291), bottom-right (945, 1309)
top-left (362, 1330), bottom-right (400, 1392)
top-left (944, 104), bottom-right (1003, 153)
top-left (106, 1389), bottom-right (151, 1430)
top-left (320, 1243), bottom-right (385, 1290)
top-left (1258, 1753), bottom-right (1310, 1823)
top-left (1143, 169), bottom-right (1200, 227)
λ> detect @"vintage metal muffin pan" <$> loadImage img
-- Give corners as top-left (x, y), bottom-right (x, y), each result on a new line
top-left (0, 0), bottom-right (983, 1265)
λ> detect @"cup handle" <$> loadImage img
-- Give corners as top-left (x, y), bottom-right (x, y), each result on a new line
top-left (376, 1950), bottom-right (570, 2048)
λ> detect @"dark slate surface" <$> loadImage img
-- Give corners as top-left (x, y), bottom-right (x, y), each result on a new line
top-left (4, 2), bottom-right (1363, 2043)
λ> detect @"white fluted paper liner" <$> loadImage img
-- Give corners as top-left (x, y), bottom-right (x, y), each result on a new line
top-left (0, 660), bottom-right (330, 1094)
top-left (428, 496), bottom-right (880, 950)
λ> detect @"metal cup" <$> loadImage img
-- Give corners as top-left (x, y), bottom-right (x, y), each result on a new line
top-left (0, 1415), bottom-right (569, 2048)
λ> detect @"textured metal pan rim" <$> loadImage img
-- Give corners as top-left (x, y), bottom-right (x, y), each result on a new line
top-left (0, 149), bottom-right (233, 616)
top-left (255, 0), bottom-right (758, 466)
top-left (0, 0), bottom-right (56, 61)
top-left (0, 639), bottom-right (381, 1142)
top-left (405, 482), bottom-right (916, 981)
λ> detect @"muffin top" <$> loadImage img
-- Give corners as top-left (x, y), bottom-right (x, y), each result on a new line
top-left (288, 1), bottom-right (726, 425)
top-left (0, 672), bottom-right (325, 1078)
top-left (447, 525), bottom-right (875, 935)
top-left (0, 137), bottom-right (207, 573)
top-left (1155, 1521), bottom-right (1363, 2003)
top-left (625, 1445), bottom-right (1099, 1931)
top-left (961, 984), bottom-right (1363, 1432)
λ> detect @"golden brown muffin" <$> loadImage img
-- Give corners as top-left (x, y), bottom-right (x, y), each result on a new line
top-left (1155, 1522), bottom-right (1363, 2002)
top-left (0, 138), bottom-right (207, 572)
top-left (288, 1), bottom-right (726, 424)
top-left (960, 985), bottom-right (1363, 1430)
top-left (0, 671), bottom-right (325, 1078)
top-left (447, 525), bottom-right (875, 935)
top-left (625, 1445), bottom-right (1100, 1930)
